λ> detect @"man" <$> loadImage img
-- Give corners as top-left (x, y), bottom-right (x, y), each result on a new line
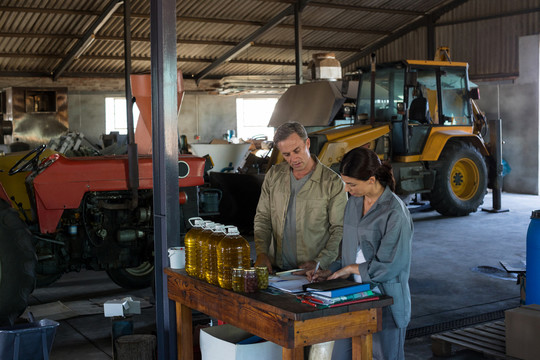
top-left (254, 122), bottom-right (347, 273)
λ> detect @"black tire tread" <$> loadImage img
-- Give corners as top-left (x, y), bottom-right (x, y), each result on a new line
top-left (430, 141), bottom-right (488, 216)
top-left (0, 200), bottom-right (36, 326)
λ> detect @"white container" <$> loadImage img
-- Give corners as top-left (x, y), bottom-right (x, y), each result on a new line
top-left (200, 324), bottom-right (282, 360)
top-left (168, 247), bottom-right (186, 269)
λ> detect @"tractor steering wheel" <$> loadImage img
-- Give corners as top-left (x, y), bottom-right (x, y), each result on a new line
top-left (8, 144), bottom-right (47, 175)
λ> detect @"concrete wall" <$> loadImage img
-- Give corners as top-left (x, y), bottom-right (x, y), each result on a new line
top-left (68, 92), bottom-right (124, 147)
top-left (179, 94), bottom-right (237, 144)
top-left (476, 35), bottom-right (540, 195)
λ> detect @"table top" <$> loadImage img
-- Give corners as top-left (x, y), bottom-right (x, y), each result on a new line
top-left (165, 268), bottom-right (393, 322)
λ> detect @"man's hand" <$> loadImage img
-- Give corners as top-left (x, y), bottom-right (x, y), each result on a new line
top-left (292, 260), bottom-right (317, 275)
top-left (254, 253), bottom-right (273, 274)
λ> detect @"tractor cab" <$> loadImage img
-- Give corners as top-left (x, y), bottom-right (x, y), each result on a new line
top-left (355, 59), bottom-right (484, 159)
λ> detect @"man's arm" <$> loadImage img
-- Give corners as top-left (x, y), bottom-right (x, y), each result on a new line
top-left (313, 175), bottom-right (347, 269)
top-left (253, 168), bottom-right (274, 271)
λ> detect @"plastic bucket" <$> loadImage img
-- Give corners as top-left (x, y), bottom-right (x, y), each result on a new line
top-left (168, 247), bottom-right (186, 269)
top-left (0, 319), bottom-right (59, 360)
top-left (200, 189), bottom-right (222, 214)
top-left (526, 210), bottom-right (540, 304)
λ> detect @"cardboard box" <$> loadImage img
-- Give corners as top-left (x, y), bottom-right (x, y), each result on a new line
top-left (505, 304), bottom-right (540, 359)
top-left (104, 297), bottom-right (141, 317)
top-left (200, 324), bottom-right (282, 360)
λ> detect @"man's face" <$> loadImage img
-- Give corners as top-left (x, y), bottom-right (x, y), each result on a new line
top-left (276, 133), bottom-right (312, 172)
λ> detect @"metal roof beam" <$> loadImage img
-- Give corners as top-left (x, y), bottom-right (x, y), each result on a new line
top-left (342, 0), bottom-right (471, 68)
top-left (194, 4), bottom-right (297, 83)
top-left (258, 0), bottom-right (423, 15)
top-left (0, 32), bottom-right (373, 52)
top-left (51, 0), bottom-right (123, 81)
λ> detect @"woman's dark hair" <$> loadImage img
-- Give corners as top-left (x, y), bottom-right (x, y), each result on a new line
top-left (339, 146), bottom-right (396, 192)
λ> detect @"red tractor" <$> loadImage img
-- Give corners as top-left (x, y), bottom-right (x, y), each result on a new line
top-left (0, 145), bottom-right (205, 325)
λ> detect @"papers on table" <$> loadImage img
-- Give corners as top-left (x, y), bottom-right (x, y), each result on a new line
top-left (268, 274), bottom-right (310, 293)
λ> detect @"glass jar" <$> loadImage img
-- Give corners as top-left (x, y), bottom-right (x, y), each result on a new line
top-left (255, 266), bottom-right (269, 290)
top-left (244, 268), bottom-right (258, 293)
top-left (231, 267), bottom-right (244, 293)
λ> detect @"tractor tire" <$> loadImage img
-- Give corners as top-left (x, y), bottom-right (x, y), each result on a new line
top-left (106, 261), bottom-right (153, 289)
top-left (430, 141), bottom-right (487, 216)
top-left (0, 201), bottom-right (36, 326)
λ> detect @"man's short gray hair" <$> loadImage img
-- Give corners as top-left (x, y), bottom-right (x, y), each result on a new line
top-left (273, 122), bottom-right (308, 145)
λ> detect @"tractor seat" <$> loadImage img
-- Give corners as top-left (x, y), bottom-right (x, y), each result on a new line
top-left (408, 96), bottom-right (430, 124)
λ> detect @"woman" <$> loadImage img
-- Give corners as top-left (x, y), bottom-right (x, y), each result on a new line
top-left (308, 146), bottom-right (413, 360)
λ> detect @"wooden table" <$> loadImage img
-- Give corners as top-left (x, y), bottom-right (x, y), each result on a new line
top-left (166, 268), bottom-right (392, 360)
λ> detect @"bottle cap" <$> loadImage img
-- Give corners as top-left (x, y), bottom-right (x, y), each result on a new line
top-left (531, 210), bottom-right (540, 219)
top-left (225, 226), bottom-right (239, 235)
top-left (212, 224), bottom-right (226, 233)
top-left (188, 217), bottom-right (204, 227)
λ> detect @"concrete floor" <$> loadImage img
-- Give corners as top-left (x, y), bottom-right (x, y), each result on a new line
top-left (23, 191), bottom-right (536, 359)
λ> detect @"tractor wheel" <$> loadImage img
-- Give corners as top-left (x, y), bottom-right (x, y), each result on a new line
top-left (106, 261), bottom-right (153, 289)
top-left (430, 141), bottom-right (487, 216)
top-left (0, 201), bottom-right (36, 326)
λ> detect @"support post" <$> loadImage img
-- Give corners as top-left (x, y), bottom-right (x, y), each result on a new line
top-left (150, 0), bottom-right (180, 359)
top-left (483, 118), bottom-right (509, 213)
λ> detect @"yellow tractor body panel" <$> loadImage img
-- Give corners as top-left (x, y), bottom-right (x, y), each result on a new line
top-left (317, 125), bottom-right (390, 167)
top-left (393, 127), bottom-right (489, 162)
top-left (405, 60), bottom-right (469, 68)
top-left (0, 148), bottom-right (57, 220)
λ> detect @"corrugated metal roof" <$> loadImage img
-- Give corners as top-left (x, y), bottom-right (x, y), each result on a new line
top-left (0, 0), bottom-right (539, 90)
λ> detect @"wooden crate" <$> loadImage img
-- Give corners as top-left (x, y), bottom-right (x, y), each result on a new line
top-left (430, 321), bottom-right (519, 359)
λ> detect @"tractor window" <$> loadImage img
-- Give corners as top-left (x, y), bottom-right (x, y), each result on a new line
top-left (357, 67), bottom-right (404, 122)
top-left (440, 67), bottom-right (472, 126)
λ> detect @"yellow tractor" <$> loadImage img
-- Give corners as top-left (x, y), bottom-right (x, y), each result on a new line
top-left (267, 50), bottom-right (493, 216)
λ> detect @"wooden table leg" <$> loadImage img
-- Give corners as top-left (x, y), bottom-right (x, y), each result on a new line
top-left (282, 346), bottom-right (303, 360)
top-left (176, 302), bottom-right (193, 360)
top-left (352, 334), bottom-right (372, 360)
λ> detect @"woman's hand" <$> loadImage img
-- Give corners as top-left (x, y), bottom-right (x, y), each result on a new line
top-left (328, 264), bottom-right (359, 280)
top-left (306, 268), bottom-right (332, 282)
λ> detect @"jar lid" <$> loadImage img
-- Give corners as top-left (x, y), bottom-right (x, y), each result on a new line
top-left (244, 268), bottom-right (256, 273)
top-left (532, 210), bottom-right (540, 219)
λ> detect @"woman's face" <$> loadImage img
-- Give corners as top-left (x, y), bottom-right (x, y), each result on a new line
top-left (341, 174), bottom-right (374, 197)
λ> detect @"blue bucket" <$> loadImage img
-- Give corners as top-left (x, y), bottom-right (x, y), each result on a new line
top-left (0, 319), bottom-right (59, 360)
top-left (527, 210), bottom-right (540, 305)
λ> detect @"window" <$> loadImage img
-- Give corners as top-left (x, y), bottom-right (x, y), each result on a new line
top-left (105, 97), bottom-right (140, 135)
top-left (236, 97), bottom-right (278, 141)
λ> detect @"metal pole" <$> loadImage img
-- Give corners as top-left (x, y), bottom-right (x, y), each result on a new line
top-left (124, 0), bottom-right (139, 208)
top-left (294, 2), bottom-right (303, 85)
top-left (483, 118), bottom-right (509, 213)
top-left (369, 53), bottom-right (376, 125)
top-left (150, 0), bottom-right (179, 358)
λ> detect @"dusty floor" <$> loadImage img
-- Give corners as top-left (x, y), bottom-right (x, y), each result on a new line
top-left (22, 191), bottom-right (536, 359)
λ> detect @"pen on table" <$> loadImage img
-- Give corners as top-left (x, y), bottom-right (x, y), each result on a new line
top-left (311, 262), bottom-right (320, 283)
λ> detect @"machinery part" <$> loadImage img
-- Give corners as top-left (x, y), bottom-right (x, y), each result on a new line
top-left (106, 261), bottom-right (154, 289)
top-left (430, 141), bottom-right (487, 216)
top-left (8, 144), bottom-right (47, 175)
top-left (0, 200), bottom-right (36, 326)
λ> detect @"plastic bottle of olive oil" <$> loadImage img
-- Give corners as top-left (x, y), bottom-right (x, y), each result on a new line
top-left (184, 217), bottom-right (203, 277)
top-left (205, 223), bottom-right (226, 285)
top-left (217, 226), bottom-right (250, 289)
top-left (195, 221), bottom-right (216, 280)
